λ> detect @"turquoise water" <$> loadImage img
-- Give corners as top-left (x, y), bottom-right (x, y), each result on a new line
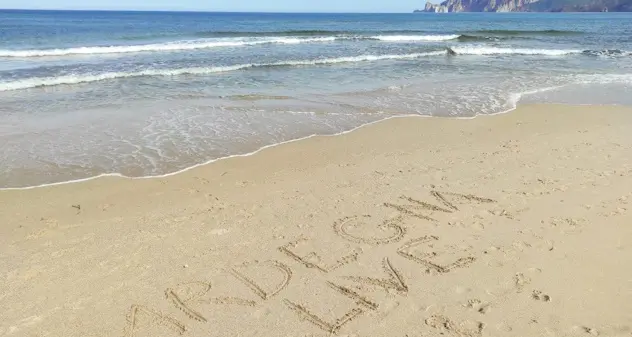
top-left (1, 10), bottom-right (631, 188)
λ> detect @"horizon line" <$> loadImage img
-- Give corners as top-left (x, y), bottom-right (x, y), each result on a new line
top-left (0, 8), bottom-right (418, 14)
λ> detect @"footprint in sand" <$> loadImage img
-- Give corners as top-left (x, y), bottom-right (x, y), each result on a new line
top-left (582, 327), bottom-right (600, 336)
top-left (425, 315), bottom-right (484, 337)
top-left (463, 299), bottom-right (491, 314)
top-left (513, 273), bottom-right (531, 293)
top-left (550, 217), bottom-right (585, 234)
top-left (571, 326), bottom-right (601, 336)
top-left (531, 290), bottom-right (551, 302)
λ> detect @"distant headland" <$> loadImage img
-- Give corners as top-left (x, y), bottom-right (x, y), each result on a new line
top-left (416, 0), bottom-right (631, 12)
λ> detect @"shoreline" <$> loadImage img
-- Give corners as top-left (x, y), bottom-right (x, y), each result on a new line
top-left (0, 97), bottom-right (572, 191)
top-left (0, 114), bottom-right (418, 191)
top-left (3, 76), bottom-right (631, 190)
top-left (2, 103), bottom-right (632, 337)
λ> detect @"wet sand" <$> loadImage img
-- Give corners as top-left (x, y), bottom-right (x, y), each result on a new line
top-left (1, 104), bottom-right (632, 337)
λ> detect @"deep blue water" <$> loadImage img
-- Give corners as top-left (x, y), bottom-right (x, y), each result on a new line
top-left (1, 10), bottom-right (631, 188)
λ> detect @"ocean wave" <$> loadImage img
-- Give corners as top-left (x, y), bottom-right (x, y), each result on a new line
top-left (0, 33), bottom-right (473, 58)
top-left (0, 65), bottom-right (251, 91)
top-left (195, 29), bottom-right (535, 39)
top-left (448, 46), bottom-right (581, 56)
top-left (448, 46), bottom-right (631, 57)
top-left (195, 30), bottom-right (352, 37)
top-left (371, 34), bottom-right (460, 42)
top-left (582, 49), bottom-right (632, 57)
top-left (0, 37), bottom-right (338, 57)
top-left (195, 29), bottom-right (461, 38)
top-left (473, 29), bottom-right (583, 36)
top-left (456, 34), bottom-right (507, 42)
top-left (0, 51), bottom-right (446, 91)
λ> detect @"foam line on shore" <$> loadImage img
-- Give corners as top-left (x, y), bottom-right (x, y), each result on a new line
top-left (0, 85), bottom-right (566, 191)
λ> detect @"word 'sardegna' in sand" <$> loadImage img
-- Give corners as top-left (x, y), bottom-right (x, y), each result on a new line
top-left (123, 190), bottom-right (497, 336)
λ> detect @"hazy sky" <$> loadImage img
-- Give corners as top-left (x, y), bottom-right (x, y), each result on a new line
top-left (0, 0), bottom-right (425, 12)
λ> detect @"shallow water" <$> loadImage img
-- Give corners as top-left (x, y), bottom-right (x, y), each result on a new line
top-left (1, 11), bottom-right (631, 188)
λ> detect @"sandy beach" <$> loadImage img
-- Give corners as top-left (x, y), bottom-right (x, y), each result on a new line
top-left (1, 104), bottom-right (631, 337)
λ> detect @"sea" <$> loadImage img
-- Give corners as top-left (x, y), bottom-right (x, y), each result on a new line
top-left (1, 10), bottom-right (631, 188)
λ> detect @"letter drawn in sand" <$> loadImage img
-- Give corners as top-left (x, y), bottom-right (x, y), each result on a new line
top-left (283, 282), bottom-right (377, 334)
top-left (165, 282), bottom-right (212, 322)
top-left (124, 305), bottom-right (186, 337)
top-left (283, 300), bottom-right (363, 335)
top-left (384, 196), bottom-right (453, 222)
top-left (229, 260), bottom-right (293, 300)
top-left (342, 257), bottom-right (408, 295)
top-left (204, 296), bottom-right (257, 307)
top-left (333, 215), bottom-right (406, 245)
top-left (326, 281), bottom-right (379, 311)
top-left (397, 237), bottom-right (476, 273)
top-left (279, 237), bottom-right (360, 273)
top-left (430, 191), bottom-right (496, 211)
top-left (167, 279), bottom-right (257, 313)
top-left (384, 191), bottom-right (496, 222)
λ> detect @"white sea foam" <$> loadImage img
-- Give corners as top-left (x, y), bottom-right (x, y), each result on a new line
top-left (576, 73), bottom-right (632, 84)
top-left (281, 51), bottom-right (445, 66)
top-left (0, 37), bottom-right (337, 57)
top-left (0, 34), bottom-right (465, 58)
top-left (0, 51), bottom-right (446, 91)
top-left (0, 65), bottom-right (253, 91)
top-left (450, 46), bottom-right (581, 56)
top-left (372, 34), bottom-right (460, 42)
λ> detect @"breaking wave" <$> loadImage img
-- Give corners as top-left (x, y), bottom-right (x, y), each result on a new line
top-left (448, 46), bottom-right (581, 56)
top-left (0, 51), bottom-right (446, 91)
top-left (0, 34), bottom-right (490, 58)
top-left (195, 30), bottom-right (352, 37)
top-left (582, 49), bottom-right (632, 57)
top-left (370, 34), bottom-right (460, 42)
top-left (456, 34), bottom-right (512, 42)
top-left (448, 46), bottom-right (631, 57)
top-left (473, 29), bottom-right (584, 36)
top-left (0, 37), bottom-right (338, 57)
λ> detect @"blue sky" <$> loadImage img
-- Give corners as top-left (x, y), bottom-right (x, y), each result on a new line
top-left (0, 0), bottom-right (425, 12)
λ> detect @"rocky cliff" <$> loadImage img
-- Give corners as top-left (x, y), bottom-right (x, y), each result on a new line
top-left (419, 0), bottom-right (632, 12)
top-left (421, 0), bottom-right (539, 12)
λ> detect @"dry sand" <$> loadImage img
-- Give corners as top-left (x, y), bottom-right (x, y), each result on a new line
top-left (1, 104), bottom-right (632, 337)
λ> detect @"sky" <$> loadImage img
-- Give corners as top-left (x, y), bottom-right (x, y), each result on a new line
top-left (0, 0), bottom-right (425, 12)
